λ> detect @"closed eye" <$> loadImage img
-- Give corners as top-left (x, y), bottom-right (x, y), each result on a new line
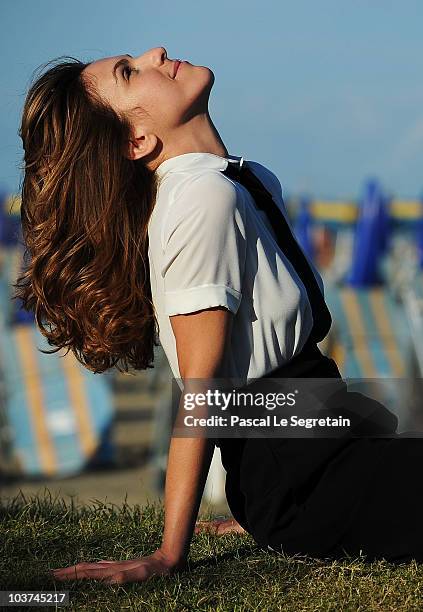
top-left (123, 66), bottom-right (133, 81)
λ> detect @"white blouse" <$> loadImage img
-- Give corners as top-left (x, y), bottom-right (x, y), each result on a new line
top-left (148, 152), bottom-right (325, 385)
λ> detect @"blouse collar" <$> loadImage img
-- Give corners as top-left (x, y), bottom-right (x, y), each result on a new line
top-left (155, 151), bottom-right (245, 181)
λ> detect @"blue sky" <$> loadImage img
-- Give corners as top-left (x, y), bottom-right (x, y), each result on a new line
top-left (1, 0), bottom-right (423, 199)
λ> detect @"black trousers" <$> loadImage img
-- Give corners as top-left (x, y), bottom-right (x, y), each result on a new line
top-left (216, 337), bottom-right (423, 563)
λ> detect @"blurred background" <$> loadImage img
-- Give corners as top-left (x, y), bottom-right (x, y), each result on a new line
top-left (1, 0), bottom-right (423, 515)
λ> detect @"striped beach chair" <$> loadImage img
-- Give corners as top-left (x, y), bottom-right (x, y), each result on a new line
top-left (0, 322), bottom-right (115, 478)
top-left (324, 285), bottom-right (410, 378)
top-left (323, 284), bottom-right (413, 425)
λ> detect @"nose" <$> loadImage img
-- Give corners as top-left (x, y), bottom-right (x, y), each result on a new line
top-left (135, 46), bottom-right (167, 67)
top-left (152, 46), bottom-right (167, 64)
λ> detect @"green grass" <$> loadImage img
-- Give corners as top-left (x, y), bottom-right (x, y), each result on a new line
top-left (1, 489), bottom-right (422, 611)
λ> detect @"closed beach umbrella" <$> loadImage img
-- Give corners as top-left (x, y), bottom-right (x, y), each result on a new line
top-left (294, 195), bottom-right (315, 261)
top-left (346, 179), bottom-right (388, 287)
top-left (416, 195), bottom-right (423, 269)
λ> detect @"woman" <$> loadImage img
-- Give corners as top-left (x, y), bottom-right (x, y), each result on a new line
top-left (15, 47), bottom-right (422, 585)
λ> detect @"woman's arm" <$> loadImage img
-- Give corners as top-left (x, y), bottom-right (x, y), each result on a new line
top-left (159, 305), bottom-right (234, 566)
top-left (51, 305), bottom-right (234, 584)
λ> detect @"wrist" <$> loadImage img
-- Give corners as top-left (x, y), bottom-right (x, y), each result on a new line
top-left (153, 547), bottom-right (188, 571)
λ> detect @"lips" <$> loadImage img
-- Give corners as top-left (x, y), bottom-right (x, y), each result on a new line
top-left (173, 60), bottom-right (182, 78)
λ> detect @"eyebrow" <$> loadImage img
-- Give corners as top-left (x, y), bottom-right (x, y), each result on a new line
top-left (112, 54), bottom-right (133, 84)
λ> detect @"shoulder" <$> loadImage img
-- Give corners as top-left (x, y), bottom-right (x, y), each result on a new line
top-left (162, 170), bottom-right (246, 248)
top-left (246, 160), bottom-right (283, 199)
top-left (176, 169), bottom-right (239, 204)
top-left (171, 169), bottom-right (244, 222)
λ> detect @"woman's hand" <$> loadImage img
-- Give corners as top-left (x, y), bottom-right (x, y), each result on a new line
top-left (194, 517), bottom-right (246, 535)
top-left (50, 549), bottom-right (187, 585)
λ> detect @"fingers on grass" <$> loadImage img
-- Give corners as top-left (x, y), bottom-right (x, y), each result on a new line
top-left (52, 563), bottom-right (119, 581)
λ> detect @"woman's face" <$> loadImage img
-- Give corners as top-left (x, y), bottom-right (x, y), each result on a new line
top-left (82, 47), bottom-right (214, 156)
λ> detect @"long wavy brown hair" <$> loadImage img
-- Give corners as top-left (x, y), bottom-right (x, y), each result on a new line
top-left (12, 56), bottom-right (160, 374)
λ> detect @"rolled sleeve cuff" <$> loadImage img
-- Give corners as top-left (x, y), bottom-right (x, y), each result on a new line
top-left (164, 283), bottom-right (242, 316)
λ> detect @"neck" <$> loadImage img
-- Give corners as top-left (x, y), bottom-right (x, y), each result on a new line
top-left (147, 111), bottom-right (229, 173)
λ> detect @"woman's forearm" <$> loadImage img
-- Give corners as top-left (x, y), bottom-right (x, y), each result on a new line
top-left (159, 307), bottom-right (234, 567)
top-left (159, 397), bottom-right (216, 565)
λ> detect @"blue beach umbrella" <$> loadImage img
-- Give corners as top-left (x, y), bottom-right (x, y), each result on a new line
top-left (0, 193), bottom-right (21, 248)
top-left (10, 246), bottom-right (33, 325)
top-left (294, 195), bottom-right (315, 261)
top-left (0, 191), bottom-right (11, 323)
top-left (0, 190), bottom-right (7, 246)
top-left (2, 214), bottom-right (21, 247)
top-left (346, 179), bottom-right (388, 287)
top-left (378, 192), bottom-right (391, 256)
top-left (13, 300), bottom-right (35, 325)
top-left (416, 194), bottom-right (423, 269)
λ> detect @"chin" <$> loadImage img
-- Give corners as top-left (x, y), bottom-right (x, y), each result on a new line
top-left (197, 65), bottom-right (215, 89)
top-left (192, 63), bottom-right (214, 78)
top-left (188, 66), bottom-right (214, 96)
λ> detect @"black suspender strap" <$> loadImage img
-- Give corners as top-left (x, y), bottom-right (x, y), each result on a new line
top-left (221, 160), bottom-right (332, 343)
